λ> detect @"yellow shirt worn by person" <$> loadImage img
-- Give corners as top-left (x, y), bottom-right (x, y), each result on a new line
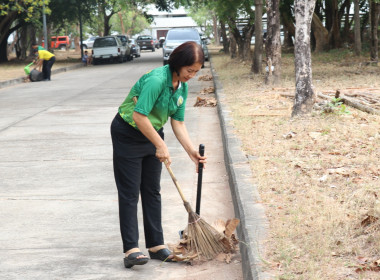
top-left (38, 49), bottom-right (55, 60)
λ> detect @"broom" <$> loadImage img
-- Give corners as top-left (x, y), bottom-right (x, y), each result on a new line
top-left (165, 162), bottom-right (226, 260)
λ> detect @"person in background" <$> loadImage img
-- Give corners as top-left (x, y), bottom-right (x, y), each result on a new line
top-left (110, 41), bottom-right (206, 269)
top-left (31, 43), bottom-right (56, 81)
top-left (82, 50), bottom-right (92, 66)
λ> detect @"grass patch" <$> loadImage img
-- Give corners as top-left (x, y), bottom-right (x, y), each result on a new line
top-left (210, 46), bottom-right (380, 279)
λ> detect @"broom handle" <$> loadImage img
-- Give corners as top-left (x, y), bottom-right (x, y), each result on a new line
top-left (195, 144), bottom-right (204, 215)
top-left (165, 162), bottom-right (189, 204)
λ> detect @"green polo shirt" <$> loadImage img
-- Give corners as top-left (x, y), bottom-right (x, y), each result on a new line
top-left (118, 65), bottom-right (188, 130)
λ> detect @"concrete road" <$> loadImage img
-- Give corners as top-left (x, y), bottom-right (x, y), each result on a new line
top-left (0, 51), bottom-right (242, 279)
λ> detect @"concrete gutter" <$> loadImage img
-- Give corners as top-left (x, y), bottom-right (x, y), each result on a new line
top-left (0, 63), bottom-right (84, 89)
top-left (210, 58), bottom-right (271, 280)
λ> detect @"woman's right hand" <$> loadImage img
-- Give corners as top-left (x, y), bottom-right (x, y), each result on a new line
top-left (155, 143), bottom-right (171, 166)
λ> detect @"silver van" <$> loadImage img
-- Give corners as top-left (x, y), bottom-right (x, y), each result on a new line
top-left (162, 28), bottom-right (209, 65)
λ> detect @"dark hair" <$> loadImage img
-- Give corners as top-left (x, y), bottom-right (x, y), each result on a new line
top-left (168, 41), bottom-right (204, 74)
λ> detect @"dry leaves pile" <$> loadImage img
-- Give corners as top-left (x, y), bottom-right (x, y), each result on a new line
top-left (194, 96), bottom-right (217, 107)
top-left (198, 74), bottom-right (213, 81)
top-left (169, 218), bottom-right (240, 264)
top-left (200, 86), bottom-right (215, 94)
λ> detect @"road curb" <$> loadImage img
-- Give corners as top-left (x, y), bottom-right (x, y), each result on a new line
top-left (0, 63), bottom-right (84, 89)
top-left (210, 58), bottom-right (271, 280)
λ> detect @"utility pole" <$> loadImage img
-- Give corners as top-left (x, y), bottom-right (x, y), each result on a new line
top-left (79, 3), bottom-right (84, 59)
top-left (42, 2), bottom-right (48, 50)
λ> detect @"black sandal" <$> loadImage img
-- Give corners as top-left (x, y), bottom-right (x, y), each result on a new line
top-left (148, 248), bottom-right (174, 262)
top-left (124, 252), bottom-right (149, 268)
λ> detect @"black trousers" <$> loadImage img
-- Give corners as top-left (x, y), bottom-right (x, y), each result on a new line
top-left (42, 56), bottom-right (55, 80)
top-left (110, 113), bottom-right (164, 253)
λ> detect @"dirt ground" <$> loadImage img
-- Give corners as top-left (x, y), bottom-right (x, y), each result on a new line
top-left (210, 46), bottom-right (380, 279)
top-left (1, 49), bottom-right (82, 81)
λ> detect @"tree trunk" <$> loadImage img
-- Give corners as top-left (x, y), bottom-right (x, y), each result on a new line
top-left (0, 37), bottom-right (8, 62)
top-left (311, 13), bottom-right (329, 52)
top-left (212, 14), bottom-right (220, 45)
top-left (251, 0), bottom-right (263, 74)
top-left (282, 27), bottom-right (292, 48)
top-left (28, 26), bottom-right (36, 58)
top-left (265, 0), bottom-right (282, 85)
top-left (19, 25), bottom-right (28, 60)
top-left (220, 20), bottom-right (229, 54)
top-left (229, 26), bottom-right (244, 59)
top-left (227, 15), bottom-right (254, 61)
top-left (242, 25), bottom-right (255, 61)
top-left (281, 14), bottom-right (295, 47)
top-left (342, 1), bottom-right (351, 42)
top-left (325, 0), bottom-right (333, 32)
top-left (354, 0), bottom-right (361, 56)
top-left (0, 11), bottom-right (18, 62)
top-left (74, 24), bottom-right (80, 52)
top-left (292, 0), bottom-right (316, 117)
top-left (118, 12), bottom-right (125, 34)
top-left (230, 33), bottom-right (237, 59)
top-left (97, 0), bottom-right (104, 37)
top-left (370, 0), bottom-right (380, 63)
top-left (104, 13), bottom-right (112, 36)
top-left (329, 0), bottom-right (341, 49)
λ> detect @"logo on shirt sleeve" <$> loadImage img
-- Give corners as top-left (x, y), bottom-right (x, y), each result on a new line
top-left (177, 96), bottom-right (184, 107)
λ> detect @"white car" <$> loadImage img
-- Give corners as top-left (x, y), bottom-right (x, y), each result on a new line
top-left (92, 36), bottom-right (127, 64)
top-left (162, 28), bottom-right (209, 65)
top-left (81, 36), bottom-right (97, 49)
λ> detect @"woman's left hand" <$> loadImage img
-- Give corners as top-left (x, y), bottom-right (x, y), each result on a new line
top-left (189, 150), bottom-right (207, 173)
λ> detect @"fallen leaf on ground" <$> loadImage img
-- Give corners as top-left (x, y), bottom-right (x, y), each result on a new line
top-left (283, 131), bottom-right (296, 139)
top-left (361, 215), bottom-right (379, 227)
top-left (198, 75), bottom-right (213, 81)
top-left (327, 167), bottom-right (350, 177)
top-left (171, 218), bottom-right (240, 264)
top-left (200, 87), bottom-right (215, 94)
top-left (225, 219), bottom-right (240, 238)
top-left (194, 96), bottom-right (217, 107)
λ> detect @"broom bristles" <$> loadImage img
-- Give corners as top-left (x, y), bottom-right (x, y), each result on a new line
top-left (185, 204), bottom-right (227, 260)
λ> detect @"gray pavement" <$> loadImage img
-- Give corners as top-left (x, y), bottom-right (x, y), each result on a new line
top-left (0, 52), bottom-right (248, 279)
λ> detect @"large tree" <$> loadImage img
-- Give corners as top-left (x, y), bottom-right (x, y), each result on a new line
top-left (369, 0), bottom-right (380, 63)
top-left (354, 0), bottom-right (362, 56)
top-left (292, 0), bottom-right (317, 117)
top-left (265, 0), bottom-right (282, 84)
top-left (0, 0), bottom-right (47, 62)
top-left (251, 0), bottom-right (263, 74)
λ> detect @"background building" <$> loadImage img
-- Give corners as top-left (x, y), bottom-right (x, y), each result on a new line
top-left (141, 5), bottom-right (198, 39)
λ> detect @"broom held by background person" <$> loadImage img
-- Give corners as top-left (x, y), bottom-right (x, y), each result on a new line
top-left (110, 41), bottom-right (207, 269)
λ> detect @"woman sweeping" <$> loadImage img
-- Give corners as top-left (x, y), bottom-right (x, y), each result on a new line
top-left (110, 41), bottom-right (206, 268)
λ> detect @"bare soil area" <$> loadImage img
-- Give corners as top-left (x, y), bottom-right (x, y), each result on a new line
top-left (210, 46), bottom-right (380, 279)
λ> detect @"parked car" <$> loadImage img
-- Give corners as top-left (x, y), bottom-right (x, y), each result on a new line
top-left (81, 36), bottom-right (97, 49)
top-left (162, 28), bottom-right (209, 65)
top-left (129, 39), bottom-right (141, 58)
top-left (116, 35), bottom-right (133, 61)
top-left (43, 36), bottom-right (69, 50)
top-left (92, 36), bottom-right (127, 64)
top-left (136, 35), bottom-right (155, 52)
